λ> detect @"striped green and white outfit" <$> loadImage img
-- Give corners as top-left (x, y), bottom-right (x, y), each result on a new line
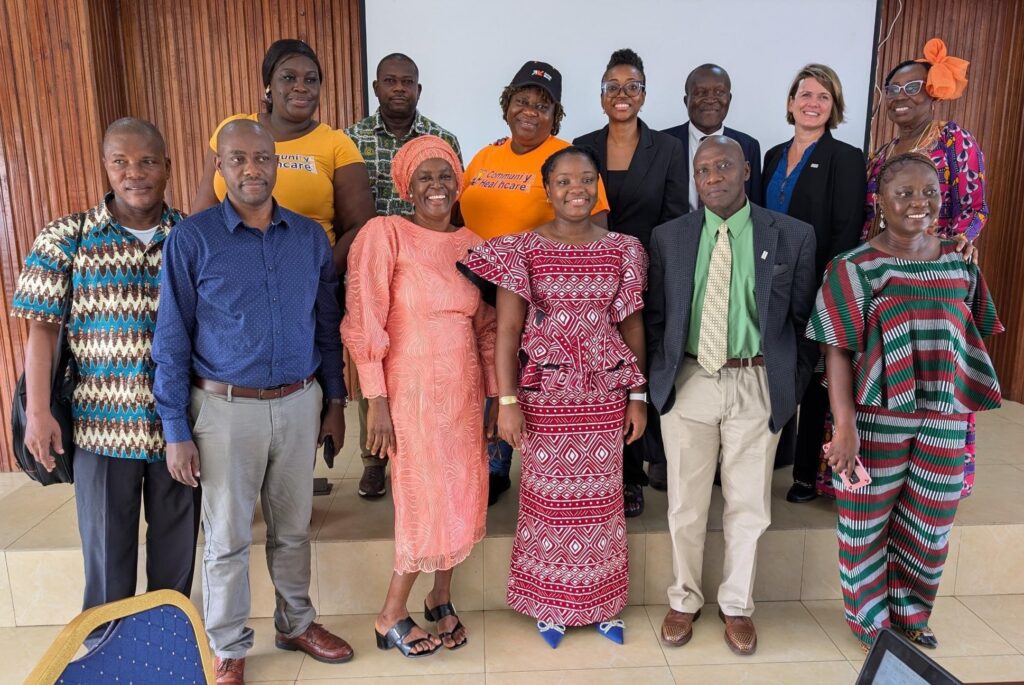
top-left (806, 241), bottom-right (1003, 646)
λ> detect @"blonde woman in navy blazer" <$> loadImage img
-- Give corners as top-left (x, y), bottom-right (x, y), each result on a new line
top-left (574, 48), bottom-right (688, 517)
top-left (761, 63), bottom-right (865, 503)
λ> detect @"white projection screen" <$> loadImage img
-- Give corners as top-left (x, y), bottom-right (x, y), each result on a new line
top-left (363, 0), bottom-right (880, 159)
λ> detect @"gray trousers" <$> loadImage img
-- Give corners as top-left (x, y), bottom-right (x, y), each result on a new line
top-left (191, 381), bottom-right (322, 658)
top-left (74, 447), bottom-right (201, 610)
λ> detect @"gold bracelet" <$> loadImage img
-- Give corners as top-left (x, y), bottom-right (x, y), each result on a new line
top-left (498, 395), bottom-right (518, 406)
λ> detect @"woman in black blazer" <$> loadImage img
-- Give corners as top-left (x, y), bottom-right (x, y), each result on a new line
top-left (573, 48), bottom-right (688, 517)
top-left (761, 63), bottom-right (866, 503)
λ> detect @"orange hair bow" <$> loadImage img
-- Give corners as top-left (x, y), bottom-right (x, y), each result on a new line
top-left (916, 38), bottom-right (969, 100)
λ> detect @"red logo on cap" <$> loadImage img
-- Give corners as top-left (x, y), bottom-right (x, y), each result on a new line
top-left (531, 69), bottom-right (553, 81)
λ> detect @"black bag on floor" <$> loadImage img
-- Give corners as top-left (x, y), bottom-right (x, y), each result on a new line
top-left (10, 216), bottom-right (83, 485)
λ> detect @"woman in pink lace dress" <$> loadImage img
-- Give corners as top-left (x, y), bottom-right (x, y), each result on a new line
top-left (342, 136), bottom-right (496, 658)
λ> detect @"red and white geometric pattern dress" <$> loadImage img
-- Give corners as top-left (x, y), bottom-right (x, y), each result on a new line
top-left (462, 231), bottom-right (647, 625)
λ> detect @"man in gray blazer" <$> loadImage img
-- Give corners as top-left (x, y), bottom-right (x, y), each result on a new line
top-left (646, 137), bottom-right (816, 655)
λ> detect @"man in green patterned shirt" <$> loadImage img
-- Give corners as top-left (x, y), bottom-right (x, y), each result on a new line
top-left (344, 53), bottom-right (462, 500)
top-left (345, 53), bottom-right (462, 217)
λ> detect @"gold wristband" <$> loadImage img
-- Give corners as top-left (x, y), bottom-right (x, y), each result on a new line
top-left (498, 395), bottom-right (518, 406)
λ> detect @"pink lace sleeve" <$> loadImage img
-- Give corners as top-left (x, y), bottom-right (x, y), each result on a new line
top-left (340, 217), bottom-right (398, 398)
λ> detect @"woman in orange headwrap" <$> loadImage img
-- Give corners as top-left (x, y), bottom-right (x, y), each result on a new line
top-left (342, 135), bottom-right (497, 658)
top-left (816, 38), bottom-right (989, 500)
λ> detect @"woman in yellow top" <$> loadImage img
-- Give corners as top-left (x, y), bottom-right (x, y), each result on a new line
top-left (460, 60), bottom-right (610, 503)
top-left (193, 39), bottom-right (375, 273)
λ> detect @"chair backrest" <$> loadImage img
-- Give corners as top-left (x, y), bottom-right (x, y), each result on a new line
top-left (23, 589), bottom-right (214, 685)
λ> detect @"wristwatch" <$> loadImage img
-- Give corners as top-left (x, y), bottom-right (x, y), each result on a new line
top-left (628, 392), bottom-right (648, 402)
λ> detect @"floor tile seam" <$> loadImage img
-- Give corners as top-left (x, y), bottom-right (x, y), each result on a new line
top-left (799, 599), bottom-right (854, 659)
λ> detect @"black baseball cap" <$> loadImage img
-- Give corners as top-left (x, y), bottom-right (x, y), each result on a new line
top-left (509, 61), bottom-right (562, 104)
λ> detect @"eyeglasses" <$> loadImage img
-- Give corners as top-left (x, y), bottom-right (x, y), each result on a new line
top-left (512, 96), bottom-right (553, 115)
top-left (601, 81), bottom-right (645, 97)
top-left (884, 80), bottom-right (925, 97)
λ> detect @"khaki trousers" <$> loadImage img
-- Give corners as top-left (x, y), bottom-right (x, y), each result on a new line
top-left (661, 357), bottom-right (780, 616)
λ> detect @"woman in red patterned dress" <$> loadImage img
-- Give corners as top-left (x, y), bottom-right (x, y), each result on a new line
top-left (460, 146), bottom-right (648, 648)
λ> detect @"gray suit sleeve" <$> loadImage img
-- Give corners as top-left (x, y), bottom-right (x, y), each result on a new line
top-left (790, 223), bottom-right (818, 396)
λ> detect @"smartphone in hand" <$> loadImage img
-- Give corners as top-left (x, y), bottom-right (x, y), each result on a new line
top-left (838, 456), bottom-right (872, 491)
top-left (323, 436), bottom-right (335, 469)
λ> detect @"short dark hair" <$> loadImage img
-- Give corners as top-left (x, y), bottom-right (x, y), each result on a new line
top-left (685, 63), bottom-right (731, 94)
top-left (884, 59), bottom-right (929, 86)
top-left (878, 151), bottom-right (938, 191)
top-left (605, 48), bottom-right (645, 82)
top-left (376, 52), bottom-right (418, 78)
top-left (540, 145), bottom-right (600, 187)
top-left (499, 85), bottom-right (566, 136)
top-left (261, 39), bottom-right (322, 112)
top-left (102, 117), bottom-right (166, 156)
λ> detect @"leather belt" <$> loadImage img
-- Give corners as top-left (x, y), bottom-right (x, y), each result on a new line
top-left (192, 374), bottom-right (316, 400)
top-left (686, 354), bottom-right (764, 368)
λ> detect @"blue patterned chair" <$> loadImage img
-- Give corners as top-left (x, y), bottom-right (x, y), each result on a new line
top-left (24, 589), bottom-right (214, 684)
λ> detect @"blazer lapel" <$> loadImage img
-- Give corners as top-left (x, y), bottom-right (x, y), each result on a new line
top-left (751, 204), bottom-right (779, 335)
top-left (592, 126), bottom-right (611, 176)
top-left (793, 129), bottom-right (832, 201)
top-left (619, 120), bottom-right (656, 205)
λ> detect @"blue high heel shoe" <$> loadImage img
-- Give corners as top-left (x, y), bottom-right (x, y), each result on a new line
top-left (537, 620), bottom-right (566, 649)
top-left (596, 619), bottom-right (625, 644)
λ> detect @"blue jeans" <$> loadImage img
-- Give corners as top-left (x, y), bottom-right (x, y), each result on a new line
top-left (484, 397), bottom-right (513, 477)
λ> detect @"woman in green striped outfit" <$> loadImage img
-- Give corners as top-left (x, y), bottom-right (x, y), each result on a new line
top-left (805, 151), bottom-right (1002, 651)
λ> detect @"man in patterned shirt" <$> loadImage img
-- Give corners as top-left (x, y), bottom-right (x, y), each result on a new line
top-left (11, 118), bottom-right (200, 642)
top-left (344, 52), bottom-right (462, 499)
top-left (345, 53), bottom-right (462, 217)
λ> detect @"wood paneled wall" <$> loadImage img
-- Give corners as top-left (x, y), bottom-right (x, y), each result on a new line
top-left (870, 0), bottom-right (1024, 401)
top-left (0, 0), bottom-right (365, 471)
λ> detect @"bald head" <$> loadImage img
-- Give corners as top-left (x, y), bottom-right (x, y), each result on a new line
top-left (694, 135), bottom-right (743, 160)
top-left (692, 135), bottom-right (749, 218)
top-left (216, 119), bottom-right (274, 153)
top-left (102, 117), bottom-right (166, 157)
top-left (215, 119), bottom-right (277, 210)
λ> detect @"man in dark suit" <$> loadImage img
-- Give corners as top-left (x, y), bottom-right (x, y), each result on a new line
top-left (663, 64), bottom-right (763, 210)
top-left (646, 137), bottom-right (816, 656)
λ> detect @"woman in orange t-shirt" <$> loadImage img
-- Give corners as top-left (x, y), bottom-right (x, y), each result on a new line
top-left (460, 60), bottom-right (609, 504)
top-left (193, 39), bottom-right (375, 273)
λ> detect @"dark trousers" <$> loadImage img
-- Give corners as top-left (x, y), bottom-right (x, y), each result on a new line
top-left (775, 373), bottom-right (829, 483)
top-left (623, 404), bottom-right (664, 486)
top-left (74, 447), bottom-right (202, 612)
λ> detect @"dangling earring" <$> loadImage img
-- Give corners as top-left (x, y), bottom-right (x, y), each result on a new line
top-left (879, 213), bottom-right (887, 231)
top-left (264, 85), bottom-right (272, 105)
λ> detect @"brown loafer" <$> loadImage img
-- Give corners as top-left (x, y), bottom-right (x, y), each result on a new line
top-left (661, 608), bottom-right (701, 647)
top-left (719, 609), bottom-right (757, 655)
top-left (276, 622), bottom-right (354, 664)
top-left (214, 656), bottom-right (245, 684)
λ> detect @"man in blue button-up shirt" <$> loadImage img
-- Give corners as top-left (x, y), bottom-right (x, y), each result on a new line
top-left (153, 119), bottom-right (353, 677)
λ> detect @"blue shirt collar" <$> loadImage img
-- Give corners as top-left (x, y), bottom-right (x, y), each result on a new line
top-left (221, 197), bottom-right (286, 232)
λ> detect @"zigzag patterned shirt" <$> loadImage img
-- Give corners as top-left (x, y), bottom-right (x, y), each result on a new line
top-left (11, 195), bottom-right (183, 461)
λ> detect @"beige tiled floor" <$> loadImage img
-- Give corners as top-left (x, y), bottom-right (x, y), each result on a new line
top-left (8, 599), bottom-right (1024, 683)
top-left (2, 402), bottom-right (1024, 682)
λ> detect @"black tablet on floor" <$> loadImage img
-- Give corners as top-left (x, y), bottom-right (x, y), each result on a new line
top-left (856, 628), bottom-right (961, 685)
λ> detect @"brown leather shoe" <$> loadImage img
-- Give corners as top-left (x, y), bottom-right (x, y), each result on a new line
top-left (719, 609), bottom-right (757, 655)
top-left (275, 622), bottom-right (354, 664)
top-left (214, 656), bottom-right (245, 685)
top-left (661, 608), bottom-right (701, 647)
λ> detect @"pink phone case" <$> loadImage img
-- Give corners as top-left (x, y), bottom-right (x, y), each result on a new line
top-left (838, 457), bottom-right (872, 491)
top-left (823, 442), bottom-right (872, 491)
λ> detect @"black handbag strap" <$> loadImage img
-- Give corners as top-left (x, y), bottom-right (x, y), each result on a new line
top-left (50, 214), bottom-right (86, 387)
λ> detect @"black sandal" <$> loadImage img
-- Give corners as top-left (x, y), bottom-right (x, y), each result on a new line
top-left (624, 484), bottom-right (644, 518)
top-left (374, 617), bottom-right (440, 658)
top-left (424, 601), bottom-right (468, 650)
